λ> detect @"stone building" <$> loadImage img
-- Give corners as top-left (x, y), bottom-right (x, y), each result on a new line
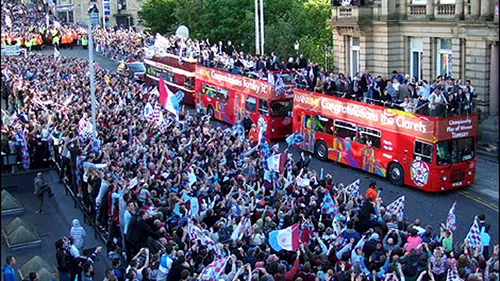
top-left (52, 0), bottom-right (140, 27)
top-left (329, 0), bottom-right (499, 139)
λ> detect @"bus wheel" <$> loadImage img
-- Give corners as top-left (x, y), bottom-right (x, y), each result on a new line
top-left (315, 141), bottom-right (328, 161)
top-left (388, 163), bottom-right (404, 186)
top-left (207, 106), bottom-right (214, 118)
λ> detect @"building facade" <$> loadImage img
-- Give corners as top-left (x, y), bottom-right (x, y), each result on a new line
top-left (50, 0), bottom-right (141, 27)
top-left (329, 0), bottom-right (499, 136)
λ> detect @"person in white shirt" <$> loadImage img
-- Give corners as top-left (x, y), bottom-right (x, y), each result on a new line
top-left (68, 236), bottom-right (80, 258)
top-left (417, 81), bottom-right (430, 101)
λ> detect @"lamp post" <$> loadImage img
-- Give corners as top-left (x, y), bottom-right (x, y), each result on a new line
top-left (294, 40), bottom-right (299, 57)
top-left (88, 5), bottom-right (98, 139)
top-left (254, 0), bottom-right (260, 55)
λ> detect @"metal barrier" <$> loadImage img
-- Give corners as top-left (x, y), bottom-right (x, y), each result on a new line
top-left (52, 156), bottom-right (107, 243)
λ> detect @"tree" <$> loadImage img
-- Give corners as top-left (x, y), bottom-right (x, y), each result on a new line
top-left (138, 0), bottom-right (177, 34)
top-left (138, 0), bottom-right (333, 70)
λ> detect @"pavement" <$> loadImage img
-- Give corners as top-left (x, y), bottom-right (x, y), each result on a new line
top-left (1, 170), bottom-right (110, 281)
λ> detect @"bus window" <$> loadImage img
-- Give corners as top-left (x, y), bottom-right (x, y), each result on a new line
top-left (245, 96), bottom-right (257, 112)
top-left (201, 83), bottom-right (205, 94)
top-left (217, 88), bottom-right (229, 103)
top-left (357, 126), bottom-right (381, 148)
top-left (205, 85), bottom-right (217, 98)
top-left (314, 115), bottom-right (333, 135)
top-left (184, 76), bottom-right (194, 90)
top-left (436, 137), bottom-right (474, 165)
top-left (258, 99), bottom-right (268, 115)
top-left (414, 140), bottom-right (433, 164)
top-left (334, 120), bottom-right (356, 141)
top-left (166, 70), bottom-right (174, 83)
top-left (303, 115), bottom-right (314, 130)
top-left (270, 100), bottom-right (293, 117)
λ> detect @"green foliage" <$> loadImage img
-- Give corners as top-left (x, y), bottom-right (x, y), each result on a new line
top-left (139, 0), bottom-right (334, 70)
top-left (138, 0), bottom-right (177, 34)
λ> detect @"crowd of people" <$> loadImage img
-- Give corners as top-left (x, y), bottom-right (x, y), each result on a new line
top-left (307, 69), bottom-right (478, 118)
top-left (1, 2), bottom-right (497, 281)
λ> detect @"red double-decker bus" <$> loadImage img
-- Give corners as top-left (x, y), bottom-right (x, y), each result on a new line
top-left (195, 66), bottom-right (294, 139)
top-left (144, 53), bottom-right (197, 105)
top-left (292, 88), bottom-right (478, 192)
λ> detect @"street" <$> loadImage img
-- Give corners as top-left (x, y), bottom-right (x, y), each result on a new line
top-left (40, 47), bottom-right (499, 242)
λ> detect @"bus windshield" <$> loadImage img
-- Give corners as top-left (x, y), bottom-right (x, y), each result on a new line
top-left (270, 100), bottom-right (293, 118)
top-left (435, 137), bottom-right (475, 166)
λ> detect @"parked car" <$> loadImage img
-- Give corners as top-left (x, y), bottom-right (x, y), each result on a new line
top-left (117, 61), bottom-right (146, 82)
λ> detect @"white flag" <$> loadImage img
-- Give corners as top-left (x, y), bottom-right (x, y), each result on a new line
top-left (5, 15), bottom-right (12, 28)
top-left (54, 46), bottom-right (60, 60)
top-left (385, 196), bottom-right (405, 221)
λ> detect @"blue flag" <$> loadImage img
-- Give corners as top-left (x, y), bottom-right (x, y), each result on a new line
top-left (322, 191), bottom-right (339, 216)
top-left (286, 131), bottom-right (304, 146)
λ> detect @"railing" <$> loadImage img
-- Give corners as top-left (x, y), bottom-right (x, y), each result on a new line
top-left (331, 5), bottom-right (368, 21)
top-left (408, 4), bottom-right (427, 18)
top-left (436, 4), bottom-right (455, 16)
top-left (338, 6), bottom-right (353, 17)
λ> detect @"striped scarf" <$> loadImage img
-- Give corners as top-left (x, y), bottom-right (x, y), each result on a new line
top-left (15, 129), bottom-right (30, 169)
top-left (75, 156), bottom-right (85, 190)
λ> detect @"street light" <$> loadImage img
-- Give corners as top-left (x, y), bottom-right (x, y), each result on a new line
top-left (294, 40), bottom-right (299, 56)
top-left (88, 5), bottom-right (98, 140)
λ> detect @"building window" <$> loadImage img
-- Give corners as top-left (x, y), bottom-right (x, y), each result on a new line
top-left (411, 0), bottom-right (426, 4)
top-left (350, 37), bottom-right (360, 77)
top-left (440, 0), bottom-right (456, 4)
top-left (437, 39), bottom-right (452, 78)
top-left (57, 11), bottom-right (74, 23)
top-left (410, 38), bottom-right (423, 81)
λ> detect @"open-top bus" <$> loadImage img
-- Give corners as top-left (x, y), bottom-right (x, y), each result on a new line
top-left (292, 88), bottom-right (478, 192)
top-left (144, 53), bottom-right (197, 105)
top-left (195, 65), bottom-right (295, 139)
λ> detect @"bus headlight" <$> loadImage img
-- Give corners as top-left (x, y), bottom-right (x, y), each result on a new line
top-left (468, 171), bottom-right (473, 175)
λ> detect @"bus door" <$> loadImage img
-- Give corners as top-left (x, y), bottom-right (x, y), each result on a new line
top-left (410, 140), bottom-right (434, 187)
top-left (234, 92), bottom-right (244, 123)
top-left (214, 88), bottom-right (231, 123)
top-left (203, 84), bottom-right (217, 116)
top-left (301, 114), bottom-right (316, 152)
top-left (269, 99), bottom-right (293, 138)
top-left (244, 95), bottom-right (260, 126)
top-left (356, 125), bottom-right (384, 176)
top-left (257, 98), bottom-right (270, 137)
